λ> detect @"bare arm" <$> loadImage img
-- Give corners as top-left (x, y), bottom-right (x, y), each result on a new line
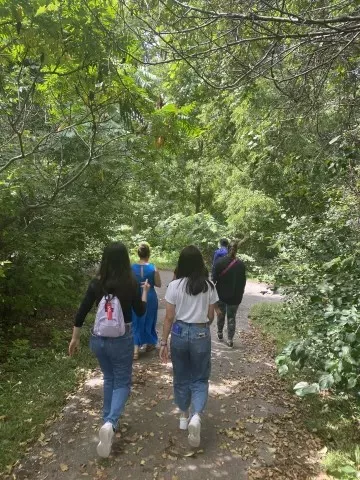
top-left (154, 268), bottom-right (161, 287)
top-left (208, 303), bottom-right (215, 324)
top-left (159, 302), bottom-right (176, 362)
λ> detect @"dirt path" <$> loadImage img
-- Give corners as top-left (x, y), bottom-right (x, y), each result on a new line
top-left (11, 273), bottom-right (323, 480)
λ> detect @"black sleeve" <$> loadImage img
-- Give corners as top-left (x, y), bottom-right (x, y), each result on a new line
top-left (74, 280), bottom-right (98, 327)
top-left (213, 260), bottom-right (221, 283)
top-left (132, 284), bottom-right (146, 317)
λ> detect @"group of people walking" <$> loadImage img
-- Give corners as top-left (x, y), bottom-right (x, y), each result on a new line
top-left (68, 239), bottom-right (246, 458)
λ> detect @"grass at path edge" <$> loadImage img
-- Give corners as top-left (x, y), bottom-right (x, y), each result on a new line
top-left (0, 321), bottom-right (96, 476)
top-left (249, 302), bottom-right (360, 480)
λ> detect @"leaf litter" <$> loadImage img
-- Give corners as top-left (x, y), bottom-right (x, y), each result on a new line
top-left (8, 280), bottom-right (326, 480)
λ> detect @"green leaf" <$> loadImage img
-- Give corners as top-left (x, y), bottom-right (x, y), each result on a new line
top-left (347, 376), bottom-right (357, 389)
top-left (319, 374), bottom-right (334, 390)
top-left (35, 6), bottom-right (47, 16)
top-left (278, 364), bottom-right (288, 376)
top-left (338, 464), bottom-right (357, 474)
top-left (294, 382), bottom-right (320, 396)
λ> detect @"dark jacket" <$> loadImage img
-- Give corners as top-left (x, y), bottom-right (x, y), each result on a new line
top-left (74, 277), bottom-right (145, 327)
top-left (213, 255), bottom-right (246, 305)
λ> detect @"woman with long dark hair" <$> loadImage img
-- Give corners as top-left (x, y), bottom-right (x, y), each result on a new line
top-left (69, 242), bottom-right (150, 458)
top-left (159, 245), bottom-right (218, 447)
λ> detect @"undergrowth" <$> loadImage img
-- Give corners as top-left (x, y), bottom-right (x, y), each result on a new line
top-left (0, 312), bottom-right (97, 475)
top-left (249, 301), bottom-right (360, 479)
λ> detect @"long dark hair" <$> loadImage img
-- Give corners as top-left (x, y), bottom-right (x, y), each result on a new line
top-left (99, 242), bottom-right (134, 295)
top-left (229, 241), bottom-right (238, 259)
top-left (175, 245), bottom-right (213, 295)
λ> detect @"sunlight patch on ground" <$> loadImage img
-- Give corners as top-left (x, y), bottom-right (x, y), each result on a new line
top-left (84, 376), bottom-right (102, 388)
top-left (209, 379), bottom-right (241, 397)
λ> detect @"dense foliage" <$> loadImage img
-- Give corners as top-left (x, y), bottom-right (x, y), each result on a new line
top-left (1, 0), bottom-right (360, 396)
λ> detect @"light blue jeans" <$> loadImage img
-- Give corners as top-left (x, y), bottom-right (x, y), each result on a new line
top-left (90, 328), bottom-right (133, 429)
top-left (170, 321), bottom-right (211, 414)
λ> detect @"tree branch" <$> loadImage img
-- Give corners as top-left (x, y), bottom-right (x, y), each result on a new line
top-left (0, 118), bottom-right (95, 174)
top-left (171, 1), bottom-right (360, 28)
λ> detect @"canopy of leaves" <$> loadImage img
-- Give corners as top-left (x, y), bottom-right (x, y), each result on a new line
top-left (1, 0), bottom-right (360, 395)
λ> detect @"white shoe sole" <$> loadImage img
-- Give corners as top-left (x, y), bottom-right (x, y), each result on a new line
top-left (188, 417), bottom-right (201, 447)
top-left (97, 424), bottom-right (114, 458)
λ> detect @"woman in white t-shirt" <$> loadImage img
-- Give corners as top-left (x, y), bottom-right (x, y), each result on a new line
top-left (159, 245), bottom-right (218, 447)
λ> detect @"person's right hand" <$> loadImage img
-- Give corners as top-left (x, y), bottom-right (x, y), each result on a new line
top-left (159, 345), bottom-right (168, 363)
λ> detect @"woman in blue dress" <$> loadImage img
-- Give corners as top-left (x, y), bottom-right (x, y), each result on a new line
top-left (132, 243), bottom-right (161, 360)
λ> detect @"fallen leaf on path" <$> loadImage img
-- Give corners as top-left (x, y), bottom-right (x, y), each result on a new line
top-left (41, 450), bottom-right (54, 458)
top-left (60, 463), bottom-right (69, 472)
top-left (168, 449), bottom-right (180, 456)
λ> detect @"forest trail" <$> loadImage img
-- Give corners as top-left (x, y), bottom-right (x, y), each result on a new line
top-left (12, 272), bottom-right (325, 480)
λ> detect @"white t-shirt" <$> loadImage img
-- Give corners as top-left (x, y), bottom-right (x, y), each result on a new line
top-left (165, 279), bottom-right (219, 323)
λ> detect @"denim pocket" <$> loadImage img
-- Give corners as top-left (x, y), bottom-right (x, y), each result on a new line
top-left (190, 328), bottom-right (211, 349)
top-left (193, 326), bottom-right (210, 338)
top-left (171, 323), bottom-right (182, 336)
top-left (197, 331), bottom-right (207, 338)
top-left (89, 334), bottom-right (101, 354)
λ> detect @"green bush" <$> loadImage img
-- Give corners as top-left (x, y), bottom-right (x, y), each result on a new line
top-left (273, 196), bottom-right (360, 394)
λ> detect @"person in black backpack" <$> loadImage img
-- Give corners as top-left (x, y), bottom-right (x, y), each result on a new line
top-left (213, 241), bottom-right (246, 347)
top-left (68, 242), bottom-right (150, 458)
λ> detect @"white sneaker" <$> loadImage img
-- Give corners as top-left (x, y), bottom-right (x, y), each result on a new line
top-left (179, 414), bottom-right (189, 430)
top-left (97, 422), bottom-right (114, 458)
top-left (188, 414), bottom-right (201, 447)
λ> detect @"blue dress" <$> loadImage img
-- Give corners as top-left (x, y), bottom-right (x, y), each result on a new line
top-left (131, 263), bottom-right (158, 346)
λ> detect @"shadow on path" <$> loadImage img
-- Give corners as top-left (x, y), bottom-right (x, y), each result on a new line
top-left (11, 274), bottom-right (324, 480)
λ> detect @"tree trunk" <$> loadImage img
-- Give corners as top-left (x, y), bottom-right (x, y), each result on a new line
top-left (195, 182), bottom-right (201, 213)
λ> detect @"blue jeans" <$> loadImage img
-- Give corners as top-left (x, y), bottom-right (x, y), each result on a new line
top-left (170, 321), bottom-right (211, 414)
top-left (90, 329), bottom-right (133, 429)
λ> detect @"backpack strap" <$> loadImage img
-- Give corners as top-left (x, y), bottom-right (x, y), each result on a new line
top-left (219, 259), bottom-right (238, 277)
